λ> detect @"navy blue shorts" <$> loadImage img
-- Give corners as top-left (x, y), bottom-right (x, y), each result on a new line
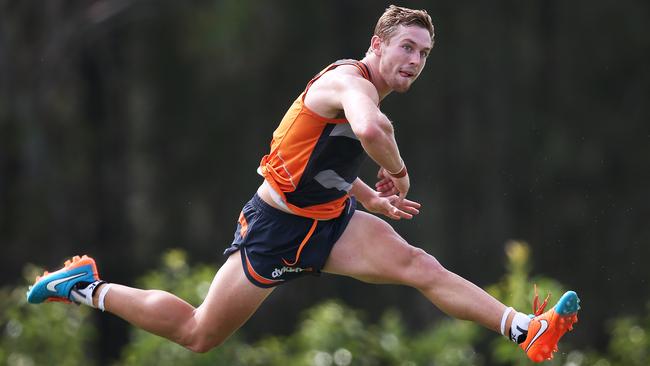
top-left (224, 194), bottom-right (356, 288)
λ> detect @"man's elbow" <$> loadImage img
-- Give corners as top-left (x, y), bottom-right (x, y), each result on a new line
top-left (355, 117), bottom-right (393, 143)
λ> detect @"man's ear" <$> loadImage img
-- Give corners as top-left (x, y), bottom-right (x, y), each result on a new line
top-left (370, 35), bottom-right (383, 56)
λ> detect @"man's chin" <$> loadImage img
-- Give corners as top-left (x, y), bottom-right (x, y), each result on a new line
top-left (394, 84), bottom-right (412, 93)
top-left (387, 77), bottom-right (414, 93)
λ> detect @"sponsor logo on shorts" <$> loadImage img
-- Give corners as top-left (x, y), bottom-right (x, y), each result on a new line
top-left (272, 266), bottom-right (313, 278)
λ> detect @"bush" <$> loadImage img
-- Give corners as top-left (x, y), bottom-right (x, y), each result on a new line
top-left (6, 243), bottom-right (650, 365)
top-left (0, 264), bottom-right (96, 366)
top-left (582, 302), bottom-right (650, 366)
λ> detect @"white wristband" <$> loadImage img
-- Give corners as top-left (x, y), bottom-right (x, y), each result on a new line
top-left (500, 307), bottom-right (514, 336)
top-left (98, 283), bottom-right (113, 312)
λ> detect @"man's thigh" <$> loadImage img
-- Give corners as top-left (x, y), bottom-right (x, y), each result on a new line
top-left (322, 210), bottom-right (427, 285)
top-left (193, 253), bottom-right (275, 340)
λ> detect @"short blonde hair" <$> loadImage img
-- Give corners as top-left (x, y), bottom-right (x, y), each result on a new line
top-left (374, 5), bottom-right (435, 46)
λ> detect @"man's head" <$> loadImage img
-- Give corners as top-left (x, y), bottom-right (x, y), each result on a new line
top-left (373, 5), bottom-right (434, 48)
top-left (367, 5), bottom-right (435, 94)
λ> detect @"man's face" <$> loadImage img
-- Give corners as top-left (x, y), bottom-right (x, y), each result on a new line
top-left (377, 25), bottom-right (432, 93)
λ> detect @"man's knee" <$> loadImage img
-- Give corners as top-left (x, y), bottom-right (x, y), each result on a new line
top-left (402, 247), bottom-right (448, 287)
top-left (179, 315), bottom-right (227, 353)
top-left (185, 332), bottom-right (226, 354)
top-left (188, 340), bottom-right (223, 354)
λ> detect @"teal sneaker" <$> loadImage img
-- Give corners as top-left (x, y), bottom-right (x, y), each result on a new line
top-left (27, 255), bottom-right (100, 304)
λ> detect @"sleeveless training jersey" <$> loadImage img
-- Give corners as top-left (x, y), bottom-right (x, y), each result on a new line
top-left (258, 60), bottom-right (372, 220)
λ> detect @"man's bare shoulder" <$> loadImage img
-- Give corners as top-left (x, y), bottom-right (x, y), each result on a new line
top-left (305, 65), bottom-right (379, 117)
top-left (318, 65), bottom-right (375, 93)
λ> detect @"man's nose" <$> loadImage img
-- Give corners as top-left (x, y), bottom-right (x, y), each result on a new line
top-left (409, 52), bottom-right (421, 66)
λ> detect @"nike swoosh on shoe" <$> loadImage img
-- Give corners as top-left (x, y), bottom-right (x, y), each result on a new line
top-left (46, 273), bottom-right (87, 292)
top-left (525, 319), bottom-right (549, 352)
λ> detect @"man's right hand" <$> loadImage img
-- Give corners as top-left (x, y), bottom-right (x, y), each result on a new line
top-left (376, 167), bottom-right (410, 200)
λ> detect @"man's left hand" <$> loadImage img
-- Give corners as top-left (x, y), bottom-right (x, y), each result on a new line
top-left (361, 194), bottom-right (421, 220)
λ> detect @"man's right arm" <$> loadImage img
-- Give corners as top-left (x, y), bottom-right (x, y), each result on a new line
top-left (337, 78), bottom-right (404, 174)
top-left (336, 76), bottom-right (410, 198)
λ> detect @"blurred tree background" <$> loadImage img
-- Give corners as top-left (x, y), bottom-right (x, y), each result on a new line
top-left (1, 0), bottom-right (649, 364)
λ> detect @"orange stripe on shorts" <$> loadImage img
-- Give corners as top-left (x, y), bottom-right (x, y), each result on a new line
top-left (282, 219), bottom-right (318, 267)
top-left (238, 211), bottom-right (248, 238)
top-left (244, 250), bottom-right (281, 285)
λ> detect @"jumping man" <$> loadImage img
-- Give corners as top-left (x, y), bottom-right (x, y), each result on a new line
top-left (27, 5), bottom-right (579, 363)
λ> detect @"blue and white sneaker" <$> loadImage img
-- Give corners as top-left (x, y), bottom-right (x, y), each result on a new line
top-left (27, 255), bottom-right (100, 304)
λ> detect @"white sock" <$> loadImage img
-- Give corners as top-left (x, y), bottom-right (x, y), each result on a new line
top-left (509, 312), bottom-right (532, 344)
top-left (500, 307), bottom-right (514, 336)
top-left (69, 280), bottom-right (105, 308)
top-left (97, 283), bottom-right (112, 312)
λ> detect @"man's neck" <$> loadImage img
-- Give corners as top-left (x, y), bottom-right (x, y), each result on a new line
top-left (361, 55), bottom-right (392, 101)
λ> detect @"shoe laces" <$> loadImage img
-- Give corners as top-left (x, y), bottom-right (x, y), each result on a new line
top-left (532, 284), bottom-right (551, 316)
